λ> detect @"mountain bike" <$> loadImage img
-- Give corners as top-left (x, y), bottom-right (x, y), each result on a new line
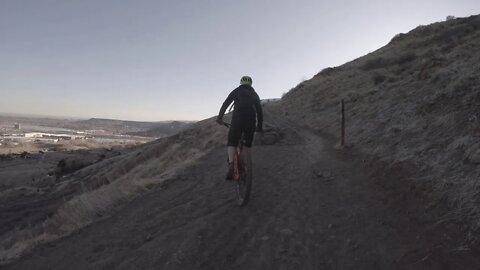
top-left (223, 122), bottom-right (252, 206)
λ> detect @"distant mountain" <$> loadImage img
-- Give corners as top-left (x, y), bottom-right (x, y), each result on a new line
top-left (75, 118), bottom-right (156, 129)
top-left (127, 121), bottom-right (191, 137)
top-left (70, 118), bottom-right (193, 137)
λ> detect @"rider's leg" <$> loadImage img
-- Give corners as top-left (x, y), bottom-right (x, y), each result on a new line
top-left (226, 121), bottom-right (241, 180)
top-left (228, 146), bottom-right (235, 163)
top-left (243, 118), bottom-right (256, 148)
top-left (227, 118), bottom-right (241, 164)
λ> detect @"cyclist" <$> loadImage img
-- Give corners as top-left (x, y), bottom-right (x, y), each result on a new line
top-left (216, 76), bottom-right (263, 180)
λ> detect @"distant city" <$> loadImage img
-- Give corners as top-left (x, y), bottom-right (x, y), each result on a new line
top-left (0, 115), bottom-right (191, 154)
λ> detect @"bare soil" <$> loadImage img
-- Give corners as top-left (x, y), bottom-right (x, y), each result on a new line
top-left (3, 110), bottom-right (480, 270)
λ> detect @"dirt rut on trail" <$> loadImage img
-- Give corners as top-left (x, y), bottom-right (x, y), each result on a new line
top-left (4, 112), bottom-right (480, 270)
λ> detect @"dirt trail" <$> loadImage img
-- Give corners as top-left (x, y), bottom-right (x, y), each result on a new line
top-left (4, 111), bottom-right (480, 270)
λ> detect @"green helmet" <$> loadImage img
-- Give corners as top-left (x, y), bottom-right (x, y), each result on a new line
top-left (240, 76), bottom-right (253, 86)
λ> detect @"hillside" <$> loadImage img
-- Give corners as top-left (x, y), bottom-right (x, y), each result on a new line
top-left (277, 14), bottom-right (480, 229)
top-left (1, 15), bottom-right (480, 269)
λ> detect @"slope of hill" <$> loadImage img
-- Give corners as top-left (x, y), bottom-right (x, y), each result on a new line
top-left (278, 14), bottom-right (480, 229)
top-left (0, 118), bottom-right (223, 264)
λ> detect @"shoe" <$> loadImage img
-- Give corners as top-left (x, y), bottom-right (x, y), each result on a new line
top-left (226, 162), bottom-right (234, 180)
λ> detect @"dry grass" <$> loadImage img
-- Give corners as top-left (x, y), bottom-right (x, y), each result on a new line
top-left (276, 15), bottom-right (480, 233)
top-left (0, 119), bottom-right (224, 264)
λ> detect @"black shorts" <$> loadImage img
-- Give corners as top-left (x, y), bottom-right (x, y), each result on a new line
top-left (228, 116), bottom-right (256, 147)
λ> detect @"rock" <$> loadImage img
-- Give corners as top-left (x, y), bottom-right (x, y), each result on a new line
top-left (279, 228), bottom-right (293, 236)
top-left (467, 148), bottom-right (480, 164)
top-left (314, 170), bottom-right (334, 180)
top-left (261, 133), bottom-right (279, 145)
top-left (55, 158), bottom-right (88, 179)
top-left (145, 234), bottom-right (153, 242)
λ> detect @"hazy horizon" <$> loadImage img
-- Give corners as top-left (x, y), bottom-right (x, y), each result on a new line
top-left (0, 110), bottom-right (196, 122)
top-left (1, 1), bottom-right (479, 121)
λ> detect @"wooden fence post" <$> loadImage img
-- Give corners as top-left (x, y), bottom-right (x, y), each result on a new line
top-left (341, 99), bottom-right (345, 147)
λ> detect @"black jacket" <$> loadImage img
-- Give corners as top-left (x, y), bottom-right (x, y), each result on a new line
top-left (218, 85), bottom-right (263, 128)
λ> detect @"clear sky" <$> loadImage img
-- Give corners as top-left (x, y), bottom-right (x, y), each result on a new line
top-left (1, 0), bottom-right (479, 121)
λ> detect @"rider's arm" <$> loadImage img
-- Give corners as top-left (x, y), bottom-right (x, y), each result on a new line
top-left (254, 95), bottom-right (263, 131)
top-left (217, 90), bottom-right (236, 122)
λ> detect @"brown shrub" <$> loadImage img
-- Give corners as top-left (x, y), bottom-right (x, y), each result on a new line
top-left (373, 73), bottom-right (386, 85)
top-left (362, 53), bottom-right (417, 71)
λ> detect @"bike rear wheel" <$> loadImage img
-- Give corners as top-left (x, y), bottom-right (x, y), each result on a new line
top-left (235, 150), bottom-right (252, 206)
